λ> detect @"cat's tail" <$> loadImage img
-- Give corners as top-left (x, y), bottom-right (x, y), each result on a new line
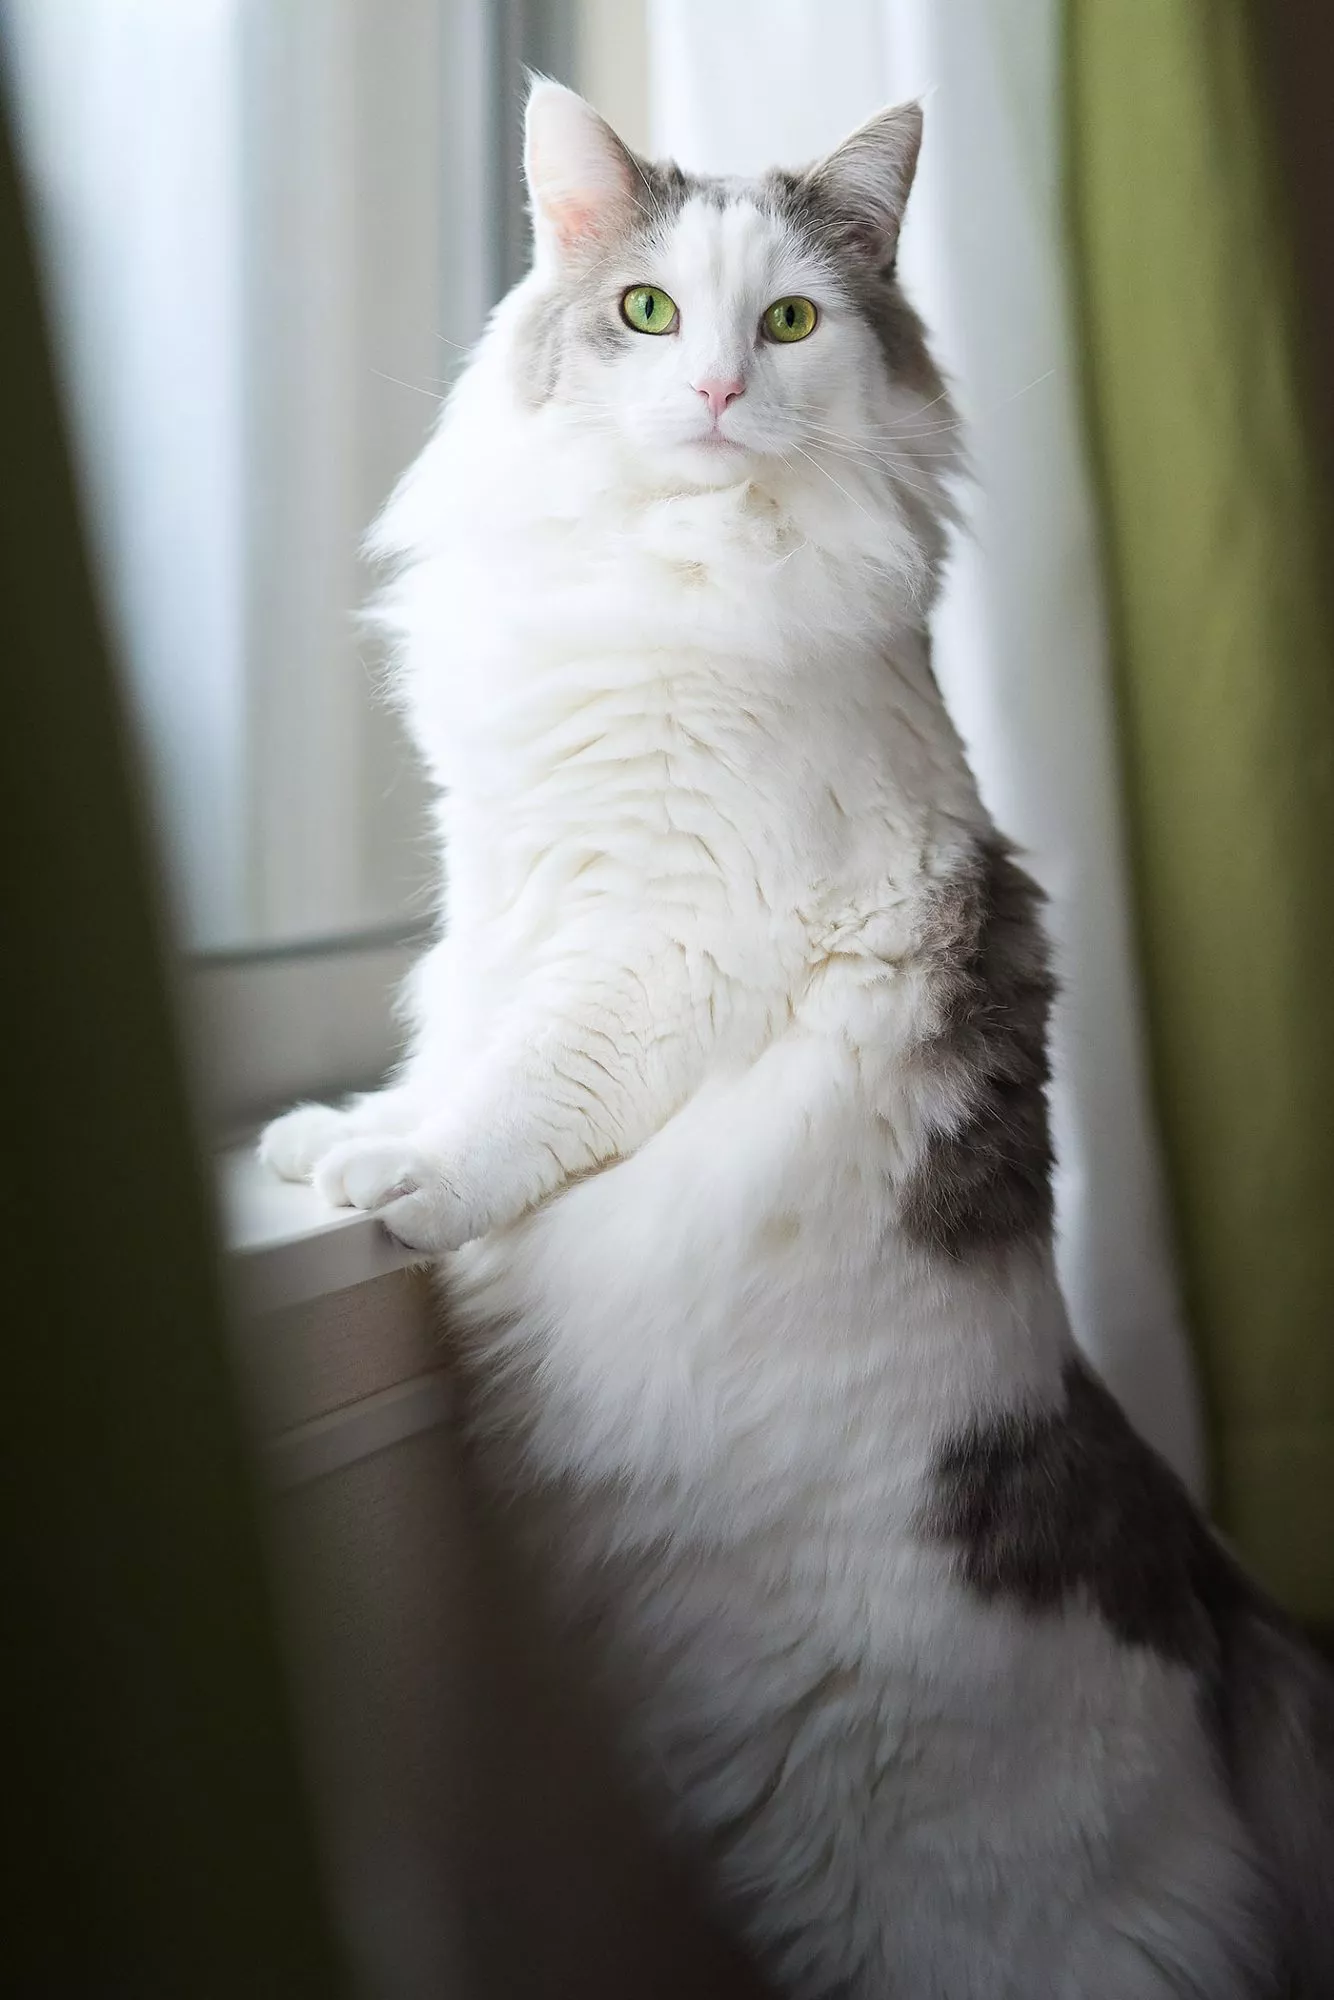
top-left (1224, 1597), bottom-right (1334, 1994)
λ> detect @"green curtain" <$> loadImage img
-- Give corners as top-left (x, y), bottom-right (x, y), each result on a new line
top-left (0, 110), bottom-right (349, 1993)
top-left (1067, 2), bottom-right (1334, 1626)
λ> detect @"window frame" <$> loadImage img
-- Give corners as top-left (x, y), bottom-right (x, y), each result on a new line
top-left (184, 0), bottom-right (577, 1133)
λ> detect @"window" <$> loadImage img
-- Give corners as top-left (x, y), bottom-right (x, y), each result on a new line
top-left (1, 0), bottom-right (584, 1127)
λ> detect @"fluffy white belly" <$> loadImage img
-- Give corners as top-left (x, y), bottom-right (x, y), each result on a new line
top-left (445, 1120), bottom-right (1263, 2000)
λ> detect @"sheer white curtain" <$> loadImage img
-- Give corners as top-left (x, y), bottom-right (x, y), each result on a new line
top-left (3, 0), bottom-right (248, 940)
top-left (650, 0), bottom-right (1205, 1488)
top-left (2, 0), bottom-right (492, 951)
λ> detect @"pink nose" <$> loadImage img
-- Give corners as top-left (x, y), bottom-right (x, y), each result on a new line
top-left (693, 376), bottom-right (745, 421)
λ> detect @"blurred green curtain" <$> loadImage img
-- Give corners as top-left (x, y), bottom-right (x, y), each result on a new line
top-left (1066, 2), bottom-right (1334, 1625)
top-left (0, 108), bottom-right (348, 1994)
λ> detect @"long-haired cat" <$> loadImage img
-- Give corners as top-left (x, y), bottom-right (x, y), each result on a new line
top-left (261, 82), bottom-right (1334, 1998)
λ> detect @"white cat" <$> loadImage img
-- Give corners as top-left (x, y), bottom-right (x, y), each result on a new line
top-left (262, 82), bottom-right (1334, 1998)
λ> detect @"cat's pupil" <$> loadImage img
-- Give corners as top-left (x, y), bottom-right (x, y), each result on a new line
top-left (645, 293), bottom-right (656, 319)
top-left (784, 304), bottom-right (795, 327)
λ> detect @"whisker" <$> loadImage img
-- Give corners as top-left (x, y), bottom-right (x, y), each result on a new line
top-left (798, 364), bottom-right (1058, 470)
top-left (899, 381), bottom-right (957, 419)
top-left (803, 426), bottom-right (964, 464)
top-left (787, 441), bottom-right (878, 522)
top-left (371, 367), bottom-right (445, 403)
top-left (624, 148), bottom-right (676, 237)
top-left (891, 412), bottom-right (968, 434)
top-left (800, 415), bottom-right (967, 444)
top-left (805, 442), bottom-right (942, 503)
top-left (827, 417), bottom-right (969, 440)
top-left (801, 426), bottom-right (959, 480)
top-left (897, 366), bottom-right (1059, 433)
top-left (995, 365), bottom-right (1057, 407)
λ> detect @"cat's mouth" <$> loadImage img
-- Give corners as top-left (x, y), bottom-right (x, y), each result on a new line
top-left (686, 425), bottom-right (750, 454)
top-left (661, 426), bottom-right (761, 478)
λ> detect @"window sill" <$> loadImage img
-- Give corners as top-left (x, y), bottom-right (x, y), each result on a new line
top-left (219, 1143), bottom-right (448, 1484)
top-left (190, 926), bottom-right (422, 1139)
top-left (219, 1144), bottom-right (425, 1317)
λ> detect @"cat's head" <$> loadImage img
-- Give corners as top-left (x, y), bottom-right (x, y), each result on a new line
top-left (516, 80), bottom-right (951, 496)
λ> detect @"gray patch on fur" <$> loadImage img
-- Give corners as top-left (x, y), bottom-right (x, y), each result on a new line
top-left (929, 1357), bottom-right (1223, 1658)
top-left (763, 169), bottom-right (946, 405)
top-left (763, 168), bottom-right (960, 576)
top-left (512, 254), bottom-right (631, 407)
top-left (513, 144), bottom-right (950, 416)
top-left (898, 838), bottom-right (1056, 1259)
top-left (512, 152), bottom-right (701, 408)
top-left (928, 1357), bottom-right (1334, 1990)
top-left (1211, 1606), bottom-right (1334, 1995)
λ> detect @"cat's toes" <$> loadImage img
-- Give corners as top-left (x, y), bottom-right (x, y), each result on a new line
top-left (313, 1138), bottom-right (475, 1254)
top-left (258, 1102), bottom-right (352, 1183)
top-left (314, 1137), bottom-right (419, 1211)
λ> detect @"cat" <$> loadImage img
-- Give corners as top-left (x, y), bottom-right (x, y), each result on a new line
top-left (260, 81), bottom-right (1334, 1999)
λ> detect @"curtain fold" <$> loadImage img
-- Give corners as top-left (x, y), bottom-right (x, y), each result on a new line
top-left (649, 0), bottom-right (1205, 1490)
top-left (1067, 0), bottom-right (1334, 1624)
top-left (0, 100), bottom-right (348, 1992)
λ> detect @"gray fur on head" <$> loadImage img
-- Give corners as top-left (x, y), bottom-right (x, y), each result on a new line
top-left (514, 80), bottom-right (952, 501)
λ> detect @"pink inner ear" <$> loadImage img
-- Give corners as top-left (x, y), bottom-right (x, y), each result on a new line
top-left (548, 195), bottom-right (603, 251)
top-left (527, 110), bottom-right (630, 254)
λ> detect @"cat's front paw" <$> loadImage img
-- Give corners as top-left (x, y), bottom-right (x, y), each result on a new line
top-left (258, 1102), bottom-right (355, 1183)
top-left (313, 1138), bottom-right (477, 1255)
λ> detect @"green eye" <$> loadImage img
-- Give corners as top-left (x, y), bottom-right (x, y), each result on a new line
top-left (620, 285), bottom-right (679, 334)
top-left (763, 296), bottom-right (818, 343)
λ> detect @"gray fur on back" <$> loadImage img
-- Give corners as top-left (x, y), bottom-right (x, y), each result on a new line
top-left (928, 1353), bottom-right (1334, 1992)
top-left (906, 830), bottom-right (1334, 1989)
top-left (899, 837), bottom-right (1056, 1258)
top-left (1218, 1606), bottom-right (1334, 1995)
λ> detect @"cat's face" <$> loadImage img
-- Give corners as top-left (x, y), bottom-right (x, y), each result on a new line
top-left (519, 85), bottom-right (944, 491)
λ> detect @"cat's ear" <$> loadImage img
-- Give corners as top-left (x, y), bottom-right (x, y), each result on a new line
top-left (524, 79), bottom-right (641, 263)
top-left (805, 101), bottom-right (923, 271)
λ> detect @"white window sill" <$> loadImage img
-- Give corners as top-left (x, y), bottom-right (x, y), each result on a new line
top-left (219, 1143), bottom-right (449, 1485)
top-left (219, 1144), bottom-right (425, 1317)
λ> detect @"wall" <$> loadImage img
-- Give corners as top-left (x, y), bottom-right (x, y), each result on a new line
top-left (242, 1269), bottom-right (772, 1998)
